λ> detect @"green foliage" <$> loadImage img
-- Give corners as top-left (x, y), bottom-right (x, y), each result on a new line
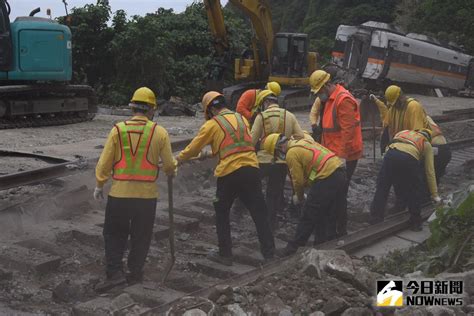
top-left (409, 0), bottom-right (474, 53)
top-left (61, 1), bottom-right (250, 105)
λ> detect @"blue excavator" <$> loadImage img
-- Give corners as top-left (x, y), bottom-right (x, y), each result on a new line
top-left (0, 0), bottom-right (96, 129)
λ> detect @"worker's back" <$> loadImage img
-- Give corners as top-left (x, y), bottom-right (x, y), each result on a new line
top-left (251, 104), bottom-right (304, 163)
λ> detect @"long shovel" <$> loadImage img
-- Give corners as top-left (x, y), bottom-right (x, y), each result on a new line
top-left (162, 175), bottom-right (175, 283)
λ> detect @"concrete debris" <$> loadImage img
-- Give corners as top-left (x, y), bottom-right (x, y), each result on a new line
top-left (322, 297), bottom-right (350, 316)
top-left (300, 248), bottom-right (322, 279)
top-left (325, 252), bottom-right (356, 281)
top-left (166, 296), bottom-right (216, 316)
top-left (309, 312), bottom-right (325, 316)
top-left (224, 303), bottom-right (247, 316)
top-left (260, 294), bottom-right (292, 315)
top-left (208, 284), bottom-right (233, 302)
top-left (183, 309), bottom-right (208, 316)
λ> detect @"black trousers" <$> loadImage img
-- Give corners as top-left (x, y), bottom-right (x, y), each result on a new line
top-left (336, 159), bottom-right (358, 235)
top-left (214, 166), bottom-right (275, 258)
top-left (395, 143), bottom-right (452, 210)
top-left (103, 196), bottom-right (156, 278)
top-left (289, 168), bottom-right (347, 248)
top-left (370, 149), bottom-right (422, 223)
top-left (260, 163), bottom-right (288, 229)
top-left (433, 144), bottom-right (451, 183)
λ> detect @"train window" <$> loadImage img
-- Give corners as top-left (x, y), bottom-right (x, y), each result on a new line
top-left (403, 43), bottom-right (410, 47)
top-left (454, 56), bottom-right (458, 60)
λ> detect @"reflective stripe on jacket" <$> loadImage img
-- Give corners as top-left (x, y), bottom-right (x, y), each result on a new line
top-left (321, 84), bottom-right (363, 160)
top-left (393, 130), bottom-right (426, 153)
top-left (213, 110), bottom-right (255, 160)
top-left (113, 120), bottom-right (159, 182)
top-left (289, 139), bottom-right (336, 183)
top-left (261, 108), bottom-right (286, 136)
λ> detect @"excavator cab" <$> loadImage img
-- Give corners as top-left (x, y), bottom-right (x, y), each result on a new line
top-left (271, 33), bottom-right (309, 78)
top-left (0, 0), bottom-right (12, 72)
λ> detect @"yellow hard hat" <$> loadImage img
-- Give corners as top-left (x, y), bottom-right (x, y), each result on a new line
top-left (265, 81), bottom-right (281, 96)
top-left (255, 89), bottom-right (276, 107)
top-left (262, 133), bottom-right (281, 156)
top-left (130, 87), bottom-right (157, 109)
top-left (385, 85), bottom-right (401, 106)
top-left (202, 91), bottom-right (224, 120)
top-left (309, 70), bottom-right (330, 94)
top-left (417, 128), bottom-right (432, 143)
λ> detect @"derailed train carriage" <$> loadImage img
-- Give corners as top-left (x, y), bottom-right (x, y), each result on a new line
top-left (331, 21), bottom-right (474, 93)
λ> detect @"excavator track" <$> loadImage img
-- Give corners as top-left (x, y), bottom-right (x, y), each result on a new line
top-left (0, 84), bottom-right (97, 129)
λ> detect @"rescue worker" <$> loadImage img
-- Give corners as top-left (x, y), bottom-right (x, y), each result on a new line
top-left (369, 129), bottom-right (442, 231)
top-left (308, 65), bottom-right (345, 142)
top-left (176, 91), bottom-right (275, 265)
top-left (94, 87), bottom-right (177, 291)
top-left (236, 81), bottom-right (281, 122)
top-left (261, 133), bottom-right (347, 256)
top-left (370, 86), bottom-right (430, 150)
top-left (370, 92), bottom-right (450, 210)
top-left (251, 90), bottom-right (304, 229)
top-left (309, 97), bottom-right (323, 142)
top-left (309, 70), bottom-right (363, 236)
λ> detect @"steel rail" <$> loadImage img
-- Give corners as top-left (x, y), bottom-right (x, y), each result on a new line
top-left (142, 205), bottom-right (436, 315)
top-left (0, 138), bottom-right (193, 191)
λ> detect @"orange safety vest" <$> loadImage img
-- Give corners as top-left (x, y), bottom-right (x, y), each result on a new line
top-left (393, 130), bottom-right (426, 153)
top-left (113, 120), bottom-right (159, 182)
top-left (290, 139), bottom-right (336, 182)
top-left (321, 85), bottom-right (362, 159)
top-left (213, 110), bottom-right (255, 160)
top-left (261, 108), bottom-right (286, 136)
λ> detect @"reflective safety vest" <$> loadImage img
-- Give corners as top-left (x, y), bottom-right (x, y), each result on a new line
top-left (261, 107), bottom-right (286, 136)
top-left (113, 120), bottom-right (159, 182)
top-left (393, 130), bottom-right (426, 153)
top-left (213, 110), bottom-right (255, 160)
top-left (290, 140), bottom-right (336, 182)
top-left (321, 85), bottom-right (362, 159)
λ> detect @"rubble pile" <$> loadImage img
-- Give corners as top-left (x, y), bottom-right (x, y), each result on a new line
top-left (168, 248), bottom-right (474, 316)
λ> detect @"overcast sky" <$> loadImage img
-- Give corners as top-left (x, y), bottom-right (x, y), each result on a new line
top-left (9, 0), bottom-right (221, 20)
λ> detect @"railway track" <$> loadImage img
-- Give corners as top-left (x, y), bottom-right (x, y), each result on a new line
top-left (0, 110), bottom-right (472, 315)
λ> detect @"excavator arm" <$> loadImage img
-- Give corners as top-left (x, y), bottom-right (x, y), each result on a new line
top-left (203, 0), bottom-right (274, 82)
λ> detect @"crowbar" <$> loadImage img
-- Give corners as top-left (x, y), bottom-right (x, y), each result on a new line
top-left (162, 175), bottom-right (175, 283)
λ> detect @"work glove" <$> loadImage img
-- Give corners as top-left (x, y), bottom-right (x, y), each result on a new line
top-left (432, 196), bottom-right (442, 204)
top-left (93, 187), bottom-right (104, 201)
top-left (292, 194), bottom-right (306, 206)
top-left (198, 148), bottom-right (213, 160)
top-left (369, 94), bottom-right (377, 102)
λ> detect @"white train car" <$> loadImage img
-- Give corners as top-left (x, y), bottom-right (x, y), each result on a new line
top-left (332, 21), bottom-right (474, 91)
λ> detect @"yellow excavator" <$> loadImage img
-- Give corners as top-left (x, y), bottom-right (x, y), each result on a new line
top-left (204, 0), bottom-right (318, 110)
